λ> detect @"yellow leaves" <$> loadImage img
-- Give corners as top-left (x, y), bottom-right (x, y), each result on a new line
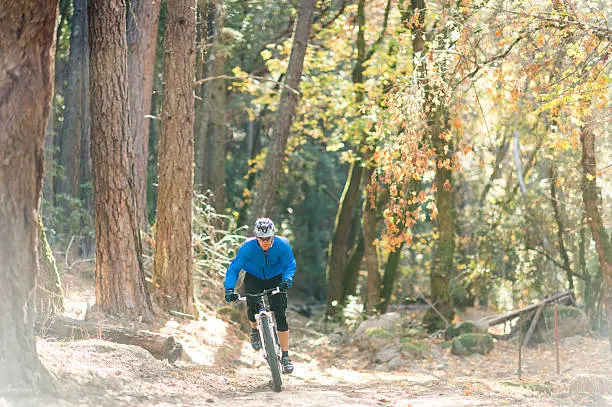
top-left (551, 138), bottom-right (571, 151)
top-left (260, 49), bottom-right (272, 61)
top-left (231, 65), bottom-right (247, 78)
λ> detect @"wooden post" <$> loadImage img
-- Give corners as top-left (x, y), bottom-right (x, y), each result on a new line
top-left (518, 312), bottom-right (523, 380)
top-left (522, 303), bottom-right (545, 348)
top-left (554, 304), bottom-right (560, 375)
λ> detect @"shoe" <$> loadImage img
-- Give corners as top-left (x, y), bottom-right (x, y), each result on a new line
top-left (281, 356), bottom-right (294, 374)
top-left (251, 330), bottom-right (262, 350)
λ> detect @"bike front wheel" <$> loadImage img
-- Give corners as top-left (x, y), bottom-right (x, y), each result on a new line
top-left (261, 315), bottom-right (282, 392)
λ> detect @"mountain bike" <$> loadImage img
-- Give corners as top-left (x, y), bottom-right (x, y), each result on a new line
top-left (236, 287), bottom-right (284, 392)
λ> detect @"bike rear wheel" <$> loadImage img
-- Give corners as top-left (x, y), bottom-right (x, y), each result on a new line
top-left (261, 315), bottom-right (282, 392)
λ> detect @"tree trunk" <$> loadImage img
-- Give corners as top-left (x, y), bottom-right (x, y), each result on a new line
top-left (363, 176), bottom-right (381, 315)
top-left (56, 0), bottom-right (89, 201)
top-left (206, 24), bottom-right (228, 214)
top-left (194, 0), bottom-right (209, 193)
top-left (128, 0), bottom-right (160, 231)
top-left (37, 217), bottom-right (64, 315)
top-left (39, 316), bottom-right (182, 363)
top-left (247, 0), bottom-right (316, 225)
top-left (326, 159), bottom-right (364, 315)
top-left (0, 0), bottom-right (58, 394)
top-left (238, 106), bottom-right (265, 226)
top-left (326, 0), bottom-right (370, 317)
top-left (580, 125), bottom-right (612, 353)
top-left (50, 0), bottom-right (71, 204)
top-left (78, 51), bottom-right (93, 256)
top-left (89, 0), bottom-right (154, 322)
top-left (153, 0), bottom-right (196, 315)
top-left (341, 233), bottom-right (365, 305)
top-left (378, 243), bottom-right (404, 314)
top-left (196, 0), bottom-right (227, 214)
top-left (378, 178), bottom-right (421, 313)
top-left (423, 113), bottom-right (455, 331)
top-left (549, 162), bottom-right (574, 290)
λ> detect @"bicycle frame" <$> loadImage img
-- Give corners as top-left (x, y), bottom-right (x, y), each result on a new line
top-left (236, 287), bottom-right (282, 357)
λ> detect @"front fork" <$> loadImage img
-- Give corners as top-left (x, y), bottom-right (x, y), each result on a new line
top-left (254, 311), bottom-right (281, 360)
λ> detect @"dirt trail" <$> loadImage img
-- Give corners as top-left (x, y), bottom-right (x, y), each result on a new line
top-left (20, 337), bottom-right (559, 407)
top-left (10, 307), bottom-right (591, 407)
top-left (6, 275), bottom-right (608, 407)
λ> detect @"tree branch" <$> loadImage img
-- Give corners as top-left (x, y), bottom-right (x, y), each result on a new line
top-left (193, 75), bottom-right (299, 95)
top-left (455, 35), bottom-right (523, 88)
top-left (486, 6), bottom-right (612, 41)
top-left (364, 0), bottom-right (393, 63)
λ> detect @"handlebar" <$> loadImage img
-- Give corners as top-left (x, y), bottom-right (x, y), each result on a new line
top-left (235, 286), bottom-right (283, 302)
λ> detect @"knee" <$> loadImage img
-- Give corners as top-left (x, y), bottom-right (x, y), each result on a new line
top-left (247, 303), bottom-right (258, 322)
top-left (274, 308), bottom-right (289, 332)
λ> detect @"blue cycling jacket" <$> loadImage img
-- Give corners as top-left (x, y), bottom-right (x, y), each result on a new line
top-left (224, 236), bottom-right (296, 290)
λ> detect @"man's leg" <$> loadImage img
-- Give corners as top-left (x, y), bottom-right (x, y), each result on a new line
top-left (277, 330), bottom-right (289, 352)
top-left (244, 273), bottom-right (263, 350)
top-left (270, 294), bottom-right (293, 374)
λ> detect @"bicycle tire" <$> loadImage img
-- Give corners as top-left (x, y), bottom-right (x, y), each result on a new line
top-left (261, 315), bottom-right (282, 392)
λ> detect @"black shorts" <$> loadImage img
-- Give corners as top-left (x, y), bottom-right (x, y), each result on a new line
top-left (244, 272), bottom-right (287, 312)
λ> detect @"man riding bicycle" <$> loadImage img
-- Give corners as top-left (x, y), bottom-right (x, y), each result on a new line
top-left (224, 217), bottom-right (296, 374)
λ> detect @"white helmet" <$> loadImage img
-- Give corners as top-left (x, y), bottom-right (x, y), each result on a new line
top-left (254, 217), bottom-right (275, 238)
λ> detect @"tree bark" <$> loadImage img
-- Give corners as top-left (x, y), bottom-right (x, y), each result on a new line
top-left (153, 0), bottom-right (196, 315)
top-left (89, 0), bottom-right (154, 322)
top-left (580, 125), bottom-right (612, 353)
top-left (0, 0), bottom-right (58, 394)
top-left (128, 0), bottom-right (160, 231)
top-left (247, 0), bottom-right (316, 225)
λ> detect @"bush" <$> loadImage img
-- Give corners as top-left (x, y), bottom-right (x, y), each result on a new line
top-left (451, 333), bottom-right (494, 356)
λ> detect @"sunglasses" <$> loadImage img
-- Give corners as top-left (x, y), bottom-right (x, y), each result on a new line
top-left (257, 236), bottom-right (273, 242)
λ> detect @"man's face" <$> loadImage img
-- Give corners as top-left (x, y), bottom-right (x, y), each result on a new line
top-left (257, 236), bottom-right (273, 250)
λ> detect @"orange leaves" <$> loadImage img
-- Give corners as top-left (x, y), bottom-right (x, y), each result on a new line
top-left (458, 140), bottom-right (472, 156)
top-left (443, 179), bottom-right (451, 192)
top-left (437, 158), bottom-right (452, 170)
top-left (427, 201), bottom-right (438, 220)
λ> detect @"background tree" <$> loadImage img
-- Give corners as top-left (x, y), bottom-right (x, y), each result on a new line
top-left (247, 0), bottom-right (317, 226)
top-left (153, 0), bottom-right (197, 315)
top-left (128, 0), bottom-right (161, 231)
top-left (0, 0), bottom-right (58, 393)
top-left (581, 123), bottom-right (612, 351)
top-left (89, 0), bottom-right (154, 322)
